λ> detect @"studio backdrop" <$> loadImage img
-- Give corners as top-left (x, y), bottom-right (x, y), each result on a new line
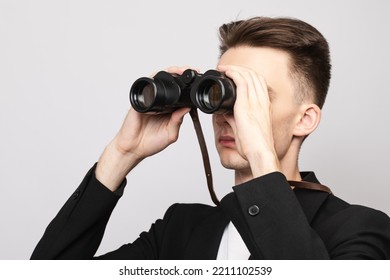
top-left (0, 0), bottom-right (389, 259)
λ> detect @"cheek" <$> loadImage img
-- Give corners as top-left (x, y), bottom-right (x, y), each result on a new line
top-left (212, 114), bottom-right (220, 128)
top-left (273, 126), bottom-right (292, 159)
top-left (212, 114), bottom-right (217, 129)
top-left (271, 110), bottom-right (296, 157)
top-left (212, 115), bottom-right (220, 142)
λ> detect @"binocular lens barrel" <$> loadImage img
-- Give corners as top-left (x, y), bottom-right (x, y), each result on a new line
top-left (137, 83), bottom-right (156, 108)
top-left (130, 79), bottom-right (158, 112)
top-left (195, 80), bottom-right (224, 111)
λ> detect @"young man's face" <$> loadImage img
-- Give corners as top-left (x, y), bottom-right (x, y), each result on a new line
top-left (213, 46), bottom-right (302, 172)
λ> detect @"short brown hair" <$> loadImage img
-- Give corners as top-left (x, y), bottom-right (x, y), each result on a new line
top-left (219, 17), bottom-right (331, 108)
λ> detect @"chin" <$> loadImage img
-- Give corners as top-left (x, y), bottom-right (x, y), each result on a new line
top-left (218, 149), bottom-right (250, 171)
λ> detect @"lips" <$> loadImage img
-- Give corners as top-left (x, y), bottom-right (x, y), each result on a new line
top-left (219, 135), bottom-right (235, 148)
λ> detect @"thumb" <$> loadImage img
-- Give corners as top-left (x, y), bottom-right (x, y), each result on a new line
top-left (167, 107), bottom-right (191, 142)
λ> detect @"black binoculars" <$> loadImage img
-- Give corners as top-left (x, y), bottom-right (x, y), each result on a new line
top-left (129, 69), bottom-right (236, 114)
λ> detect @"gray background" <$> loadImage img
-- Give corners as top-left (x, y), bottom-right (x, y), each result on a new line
top-left (0, 0), bottom-right (389, 259)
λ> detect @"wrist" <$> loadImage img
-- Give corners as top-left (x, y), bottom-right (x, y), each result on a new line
top-left (247, 150), bottom-right (281, 178)
top-left (96, 139), bottom-right (143, 192)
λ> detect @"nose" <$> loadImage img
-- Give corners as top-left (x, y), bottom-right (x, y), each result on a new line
top-left (213, 114), bottom-right (224, 125)
top-left (213, 112), bottom-right (233, 125)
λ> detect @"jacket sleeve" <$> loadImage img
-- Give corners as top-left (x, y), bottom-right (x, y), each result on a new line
top-left (31, 164), bottom-right (126, 259)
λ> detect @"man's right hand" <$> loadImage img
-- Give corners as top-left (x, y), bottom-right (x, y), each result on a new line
top-left (95, 67), bottom-right (193, 191)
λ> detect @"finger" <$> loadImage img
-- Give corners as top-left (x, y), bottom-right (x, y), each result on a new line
top-left (219, 65), bottom-right (269, 104)
top-left (148, 66), bottom-right (200, 78)
top-left (247, 69), bottom-right (269, 104)
top-left (164, 66), bottom-right (201, 75)
top-left (171, 107), bottom-right (191, 123)
top-left (219, 67), bottom-right (253, 114)
top-left (218, 65), bottom-right (248, 98)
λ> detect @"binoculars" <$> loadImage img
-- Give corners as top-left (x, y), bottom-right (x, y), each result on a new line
top-left (129, 69), bottom-right (236, 114)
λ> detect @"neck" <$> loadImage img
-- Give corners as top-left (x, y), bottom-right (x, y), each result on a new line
top-left (234, 143), bottom-right (302, 185)
top-left (234, 164), bottom-right (301, 185)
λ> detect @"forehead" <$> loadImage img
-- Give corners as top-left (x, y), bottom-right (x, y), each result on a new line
top-left (218, 46), bottom-right (295, 96)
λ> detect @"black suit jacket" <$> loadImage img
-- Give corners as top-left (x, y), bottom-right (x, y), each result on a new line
top-left (31, 166), bottom-right (390, 259)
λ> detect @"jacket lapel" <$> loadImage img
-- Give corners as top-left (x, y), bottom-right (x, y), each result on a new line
top-left (293, 188), bottom-right (330, 223)
top-left (294, 172), bottom-right (331, 224)
top-left (220, 192), bottom-right (265, 259)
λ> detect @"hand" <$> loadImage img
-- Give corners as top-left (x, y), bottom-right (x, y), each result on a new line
top-left (96, 66), bottom-right (195, 191)
top-left (114, 106), bottom-right (190, 160)
top-left (217, 65), bottom-right (281, 177)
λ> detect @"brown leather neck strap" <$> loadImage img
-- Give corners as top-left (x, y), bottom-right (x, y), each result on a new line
top-left (190, 109), bottom-right (220, 206)
top-left (288, 180), bottom-right (332, 194)
top-left (189, 108), bottom-right (332, 206)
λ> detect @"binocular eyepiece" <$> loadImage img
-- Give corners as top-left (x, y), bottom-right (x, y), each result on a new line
top-left (129, 69), bottom-right (236, 114)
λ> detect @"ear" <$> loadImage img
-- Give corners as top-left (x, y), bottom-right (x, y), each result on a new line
top-left (293, 104), bottom-right (321, 137)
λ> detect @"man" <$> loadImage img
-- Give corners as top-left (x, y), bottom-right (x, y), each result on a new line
top-left (31, 17), bottom-right (390, 259)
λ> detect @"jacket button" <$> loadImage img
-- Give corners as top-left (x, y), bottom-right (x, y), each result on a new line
top-left (72, 190), bottom-right (80, 200)
top-left (248, 205), bottom-right (260, 216)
